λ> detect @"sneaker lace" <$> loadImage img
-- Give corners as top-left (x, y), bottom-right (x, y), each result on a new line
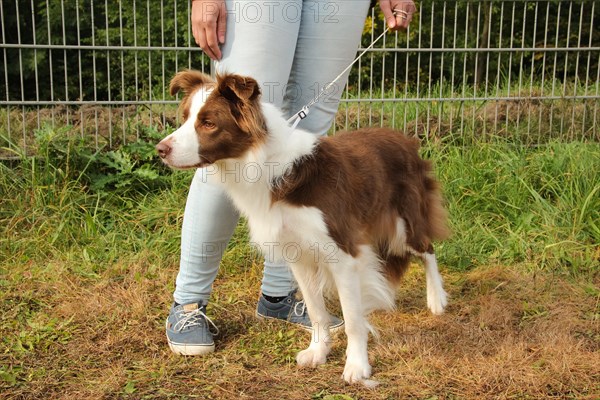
top-left (174, 307), bottom-right (219, 335)
top-left (293, 300), bottom-right (307, 317)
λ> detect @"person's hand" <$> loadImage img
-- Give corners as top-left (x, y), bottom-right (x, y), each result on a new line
top-left (191, 0), bottom-right (227, 60)
top-left (379, 0), bottom-right (416, 31)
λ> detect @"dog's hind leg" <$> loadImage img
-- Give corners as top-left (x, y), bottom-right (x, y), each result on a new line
top-left (420, 248), bottom-right (447, 315)
top-left (389, 217), bottom-right (447, 314)
top-left (290, 261), bottom-right (333, 368)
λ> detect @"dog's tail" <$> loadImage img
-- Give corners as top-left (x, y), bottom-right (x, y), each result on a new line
top-left (381, 253), bottom-right (411, 286)
top-left (379, 160), bottom-right (450, 285)
top-left (423, 163), bottom-right (451, 242)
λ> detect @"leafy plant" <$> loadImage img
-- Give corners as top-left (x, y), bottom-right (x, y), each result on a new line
top-left (30, 124), bottom-right (175, 197)
top-left (85, 127), bottom-right (174, 194)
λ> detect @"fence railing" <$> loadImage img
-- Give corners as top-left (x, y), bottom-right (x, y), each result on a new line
top-left (1, 0), bottom-right (599, 155)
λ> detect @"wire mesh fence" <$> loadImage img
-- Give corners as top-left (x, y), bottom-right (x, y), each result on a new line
top-left (1, 0), bottom-right (599, 156)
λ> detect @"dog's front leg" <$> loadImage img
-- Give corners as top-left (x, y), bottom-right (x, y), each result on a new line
top-left (330, 258), bottom-right (372, 385)
top-left (289, 261), bottom-right (332, 368)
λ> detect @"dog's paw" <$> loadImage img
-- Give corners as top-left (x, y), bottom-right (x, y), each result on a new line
top-left (342, 360), bottom-right (372, 384)
top-left (296, 347), bottom-right (327, 368)
top-left (427, 287), bottom-right (448, 315)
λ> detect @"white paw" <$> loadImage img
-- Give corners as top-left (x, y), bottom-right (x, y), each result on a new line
top-left (427, 287), bottom-right (448, 315)
top-left (342, 360), bottom-right (372, 384)
top-left (296, 347), bottom-right (327, 368)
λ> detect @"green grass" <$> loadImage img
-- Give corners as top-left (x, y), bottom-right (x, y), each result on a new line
top-left (432, 141), bottom-right (600, 273)
top-left (2, 124), bottom-right (597, 277)
top-left (0, 120), bottom-right (599, 398)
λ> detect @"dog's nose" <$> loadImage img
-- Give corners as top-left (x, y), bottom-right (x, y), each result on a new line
top-left (156, 141), bottom-right (171, 159)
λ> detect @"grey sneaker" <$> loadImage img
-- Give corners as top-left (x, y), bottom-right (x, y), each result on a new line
top-left (256, 289), bottom-right (344, 333)
top-left (166, 302), bottom-right (218, 355)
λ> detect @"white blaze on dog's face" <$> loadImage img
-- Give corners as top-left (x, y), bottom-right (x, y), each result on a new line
top-left (156, 71), bottom-right (267, 169)
top-left (158, 86), bottom-right (213, 168)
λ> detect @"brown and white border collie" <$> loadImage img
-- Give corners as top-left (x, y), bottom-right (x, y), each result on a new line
top-left (157, 70), bottom-right (449, 386)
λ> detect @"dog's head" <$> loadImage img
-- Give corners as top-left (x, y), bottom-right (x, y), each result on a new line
top-left (156, 70), bottom-right (267, 169)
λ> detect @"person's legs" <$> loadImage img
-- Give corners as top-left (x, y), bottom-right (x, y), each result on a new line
top-left (174, 169), bottom-right (240, 305)
top-left (217, 0), bottom-right (302, 107)
top-left (168, 0), bottom-right (370, 355)
top-left (168, 1), bottom-right (306, 356)
top-left (216, 0), bottom-right (305, 298)
top-left (283, 0), bottom-right (371, 135)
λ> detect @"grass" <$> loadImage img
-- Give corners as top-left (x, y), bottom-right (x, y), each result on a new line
top-left (435, 141), bottom-right (600, 273)
top-left (1, 117), bottom-right (599, 398)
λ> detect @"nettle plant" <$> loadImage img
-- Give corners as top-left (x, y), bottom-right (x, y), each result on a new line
top-left (31, 124), bottom-right (176, 197)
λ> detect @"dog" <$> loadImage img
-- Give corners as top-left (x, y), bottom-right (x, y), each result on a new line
top-left (157, 70), bottom-right (449, 386)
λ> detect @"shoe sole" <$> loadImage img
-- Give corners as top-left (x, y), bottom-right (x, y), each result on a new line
top-left (165, 320), bottom-right (215, 356)
top-left (255, 311), bottom-right (345, 334)
top-left (167, 340), bottom-right (215, 356)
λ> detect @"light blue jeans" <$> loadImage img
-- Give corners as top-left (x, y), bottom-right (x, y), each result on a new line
top-left (174, 0), bottom-right (371, 304)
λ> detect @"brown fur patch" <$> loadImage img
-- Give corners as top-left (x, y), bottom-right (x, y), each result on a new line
top-left (212, 74), bottom-right (267, 142)
top-left (382, 253), bottom-right (412, 285)
top-left (271, 128), bottom-right (449, 279)
top-left (169, 70), bottom-right (214, 122)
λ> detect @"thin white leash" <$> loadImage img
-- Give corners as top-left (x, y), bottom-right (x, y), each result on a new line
top-left (287, 11), bottom-right (405, 130)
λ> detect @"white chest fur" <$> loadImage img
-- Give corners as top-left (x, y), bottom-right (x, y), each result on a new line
top-left (203, 102), bottom-right (330, 261)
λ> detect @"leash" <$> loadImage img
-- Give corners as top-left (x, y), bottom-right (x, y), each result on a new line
top-left (287, 16), bottom-right (399, 130)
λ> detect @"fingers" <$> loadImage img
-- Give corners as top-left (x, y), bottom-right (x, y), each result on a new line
top-left (204, 26), bottom-right (222, 60)
top-left (217, 1), bottom-right (227, 44)
top-left (379, 0), bottom-right (416, 31)
top-left (190, 0), bottom-right (225, 61)
top-left (379, 0), bottom-right (397, 30)
top-left (391, 0), bottom-right (416, 30)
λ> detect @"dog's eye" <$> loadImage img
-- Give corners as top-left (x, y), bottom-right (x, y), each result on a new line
top-left (202, 120), bottom-right (216, 129)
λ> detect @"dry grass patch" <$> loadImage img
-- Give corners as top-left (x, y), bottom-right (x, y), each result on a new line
top-left (2, 258), bottom-right (599, 399)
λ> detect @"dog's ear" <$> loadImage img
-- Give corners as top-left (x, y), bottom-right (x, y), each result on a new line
top-left (217, 74), bottom-right (261, 104)
top-left (170, 70), bottom-right (213, 96)
top-left (216, 74), bottom-right (266, 138)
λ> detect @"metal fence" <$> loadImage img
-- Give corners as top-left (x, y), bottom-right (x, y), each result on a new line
top-left (1, 0), bottom-right (599, 155)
